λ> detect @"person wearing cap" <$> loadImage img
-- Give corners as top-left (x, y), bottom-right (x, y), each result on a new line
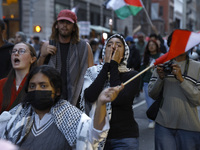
top-left (37, 9), bottom-right (94, 106)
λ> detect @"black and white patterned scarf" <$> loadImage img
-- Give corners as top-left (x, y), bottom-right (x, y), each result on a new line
top-left (80, 34), bottom-right (131, 113)
top-left (102, 34), bottom-right (130, 72)
top-left (80, 34), bottom-right (130, 149)
top-left (1, 100), bottom-right (82, 147)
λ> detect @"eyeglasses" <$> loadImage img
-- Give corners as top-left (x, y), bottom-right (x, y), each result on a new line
top-left (10, 48), bottom-right (27, 55)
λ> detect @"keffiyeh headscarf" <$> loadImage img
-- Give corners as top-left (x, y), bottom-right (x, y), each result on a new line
top-left (102, 34), bottom-right (130, 72)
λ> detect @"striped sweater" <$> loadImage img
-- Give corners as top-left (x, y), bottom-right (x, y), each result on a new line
top-left (148, 59), bottom-right (200, 132)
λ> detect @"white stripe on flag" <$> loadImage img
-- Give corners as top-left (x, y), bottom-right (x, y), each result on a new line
top-left (106, 0), bottom-right (126, 10)
top-left (185, 32), bottom-right (200, 52)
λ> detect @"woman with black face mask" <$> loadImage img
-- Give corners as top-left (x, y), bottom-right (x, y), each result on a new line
top-left (0, 65), bottom-right (124, 150)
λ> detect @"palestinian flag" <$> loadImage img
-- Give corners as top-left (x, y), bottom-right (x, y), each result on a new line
top-left (154, 29), bottom-right (200, 65)
top-left (106, 0), bottom-right (143, 19)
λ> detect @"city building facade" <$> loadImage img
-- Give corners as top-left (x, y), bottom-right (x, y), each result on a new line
top-left (1, 0), bottom-right (200, 40)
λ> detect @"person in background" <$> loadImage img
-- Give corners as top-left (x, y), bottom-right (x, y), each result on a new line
top-left (37, 9), bottom-right (94, 106)
top-left (150, 25), bottom-right (168, 53)
top-left (192, 44), bottom-right (200, 61)
top-left (0, 19), bottom-right (14, 80)
top-left (125, 36), bottom-right (141, 71)
top-left (140, 39), bottom-right (163, 129)
top-left (0, 65), bottom-right (123, 150)
top-left (31, 36), bottom-right (41, 56)
top-left (80, 34), bottom-right (141, 150)
top-left (0, 42), bottom-right (37, 113)
top-left (14, 31), bottom-right (27, 44)
top-left (8, 38), bottom-right (15, 44)
top-left (135, 32), bottom-right (147, 59)
top-left (148, 31), bottom-right (200, 150)
top-left (90, 38), bottom-right (101, 65)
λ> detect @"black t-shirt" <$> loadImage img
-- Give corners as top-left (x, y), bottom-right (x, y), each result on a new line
top-left (60, 42), bottom-right (70, 100)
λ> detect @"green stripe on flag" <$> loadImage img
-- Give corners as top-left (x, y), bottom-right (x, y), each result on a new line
top-left (129, 5), bottom-right (142, 16)
top-left (115, 5), bottom-right (132, 19)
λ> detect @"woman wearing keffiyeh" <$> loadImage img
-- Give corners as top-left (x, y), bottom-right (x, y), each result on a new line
top-left (0, 65), bottom-right (123, 150)
top-left (80, 34), bottom-right (141, 150)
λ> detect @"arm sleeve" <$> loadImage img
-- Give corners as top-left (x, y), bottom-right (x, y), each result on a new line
top-left (110, 63), bottom-right (141, 105)
top-left (179, 79), bottom-right (200, 106)
top-left (109, 60), bottom-right (121, 86)
top-left (148, 68), bottom-right (164, 100)
top-left (84, 63), bottom-right (110, 103)
top-left (76, 113), bottom-right (109, 149)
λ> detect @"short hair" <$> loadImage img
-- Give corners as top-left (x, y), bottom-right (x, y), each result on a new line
top-left (0, 19), bottom-right (5, 30)
top-left (25, 65), bottom-right (62, 103)
top-left (16, 31), bottom-right (27, 42)
top-left (33, 36), bottom-right (40, 41)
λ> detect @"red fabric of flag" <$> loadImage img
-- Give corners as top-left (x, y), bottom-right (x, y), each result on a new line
top-left (154, 29), bottom-right (192, 65)
top-left (166, 30), bottom-right (191, 62)
top-left (124, 0), bottom-right (143, 7)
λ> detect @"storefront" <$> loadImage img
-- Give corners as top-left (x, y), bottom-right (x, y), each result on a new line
top-left (2, 0), bottom-right (21, 40)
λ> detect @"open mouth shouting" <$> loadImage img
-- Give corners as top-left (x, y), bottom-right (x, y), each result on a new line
top-left (13, 58), bottom-right (20, 65)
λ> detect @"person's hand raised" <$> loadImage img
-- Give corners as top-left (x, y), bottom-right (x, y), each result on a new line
top-left (112, 46), bottom-right (123, 64)
top-left (105, 46), bottom-right (113, 63)
top-left (97, 84), bottom-right (124, 105)
top-left (40, 41), bottom-right (57, 58)
top-left (172, 64), bottom-right (184, 82)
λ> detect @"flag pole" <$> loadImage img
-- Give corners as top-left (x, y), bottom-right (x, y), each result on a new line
top-left (140, 0), bottom-right (153, 27)
top-left (124, 64), bottom-right (154, 86)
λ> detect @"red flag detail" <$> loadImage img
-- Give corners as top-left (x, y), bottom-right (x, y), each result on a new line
top-left (124, 0), bottom-right (143, 7)
top-left (154, 53), bottom-right (168, 65)
top-left (166, 30), bottom-right (191, 61)
top-left (154, 29), bottom-right (196, 65)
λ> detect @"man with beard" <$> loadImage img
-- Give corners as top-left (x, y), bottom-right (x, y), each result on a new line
top-left (37, 9), bottom-right (93, 106)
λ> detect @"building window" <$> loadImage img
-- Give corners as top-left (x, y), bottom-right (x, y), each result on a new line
top-left (169, 6), bottom-right (174, 19)
top-left (159, 6), bottom-right (163, 17)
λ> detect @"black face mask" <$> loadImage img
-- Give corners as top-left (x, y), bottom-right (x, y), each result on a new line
top-left (25, 90), bottom-right (55, 111)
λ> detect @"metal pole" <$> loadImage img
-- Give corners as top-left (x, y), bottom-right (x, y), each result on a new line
top-left (140, 0), bottom-right (153, 27)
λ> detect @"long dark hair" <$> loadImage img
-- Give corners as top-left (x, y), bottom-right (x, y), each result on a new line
top-left (49, 21), bottom-right (80, 44)
top-left (24, 65), bottom-right (62, 104)
top-left (143, 40), bottom-right (160, 66)
top-left (1, 42), bottom-right (37, 113)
